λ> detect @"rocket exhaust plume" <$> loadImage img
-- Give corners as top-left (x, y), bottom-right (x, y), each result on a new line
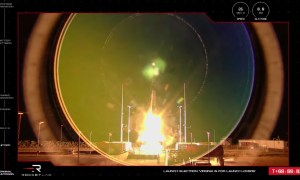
top-left (137, 90), bottom-right (165, 155)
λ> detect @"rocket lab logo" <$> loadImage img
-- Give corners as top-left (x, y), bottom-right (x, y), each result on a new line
top-left (32, 165), bottom-right (41, 173)
top-left (23, 164), bottom-right (42, 173)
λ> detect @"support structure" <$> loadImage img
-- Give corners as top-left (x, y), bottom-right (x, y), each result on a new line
top-left (38, 121), bottom-right (44, 147)
top-left (18, 112), bottom-right (24, 142)
top-left (177, 105), bottom-right (182, 142)
top-left (207, 131), bottom-right (210, 164)
top-left (127, 105), bottom-right (132, 142)
top-left (184, 83), bottom-right (187, 143)
top-left (120, 84), bottom-right (124, 142)
top-left (60, 125), bottom-right (63, 141)
top-left (78, 132), bottom-right (80, 164)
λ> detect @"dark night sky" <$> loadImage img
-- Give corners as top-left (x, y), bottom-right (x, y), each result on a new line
top-left (270, 24), bottom-right (288, 140)
top-left (18, 14), bottom-right (38, 141)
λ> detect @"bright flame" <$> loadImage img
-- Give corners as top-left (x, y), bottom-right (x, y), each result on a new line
top-left (138, 111), bottom-right (165, 154)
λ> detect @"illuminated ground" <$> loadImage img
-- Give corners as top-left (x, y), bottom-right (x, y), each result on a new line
top-left (223, 149), bottom-right (288, 166)
top-left (18, 148), bottom-right (288, 166)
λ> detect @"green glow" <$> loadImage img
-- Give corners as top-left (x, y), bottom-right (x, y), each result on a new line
top-left (142, 57), bottom-right (166, 80)
top-left (177, 97), bottom-right (184, 104)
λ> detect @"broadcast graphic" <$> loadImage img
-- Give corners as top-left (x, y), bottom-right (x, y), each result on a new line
top-left (1, 0), bottom-right (299, 177)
